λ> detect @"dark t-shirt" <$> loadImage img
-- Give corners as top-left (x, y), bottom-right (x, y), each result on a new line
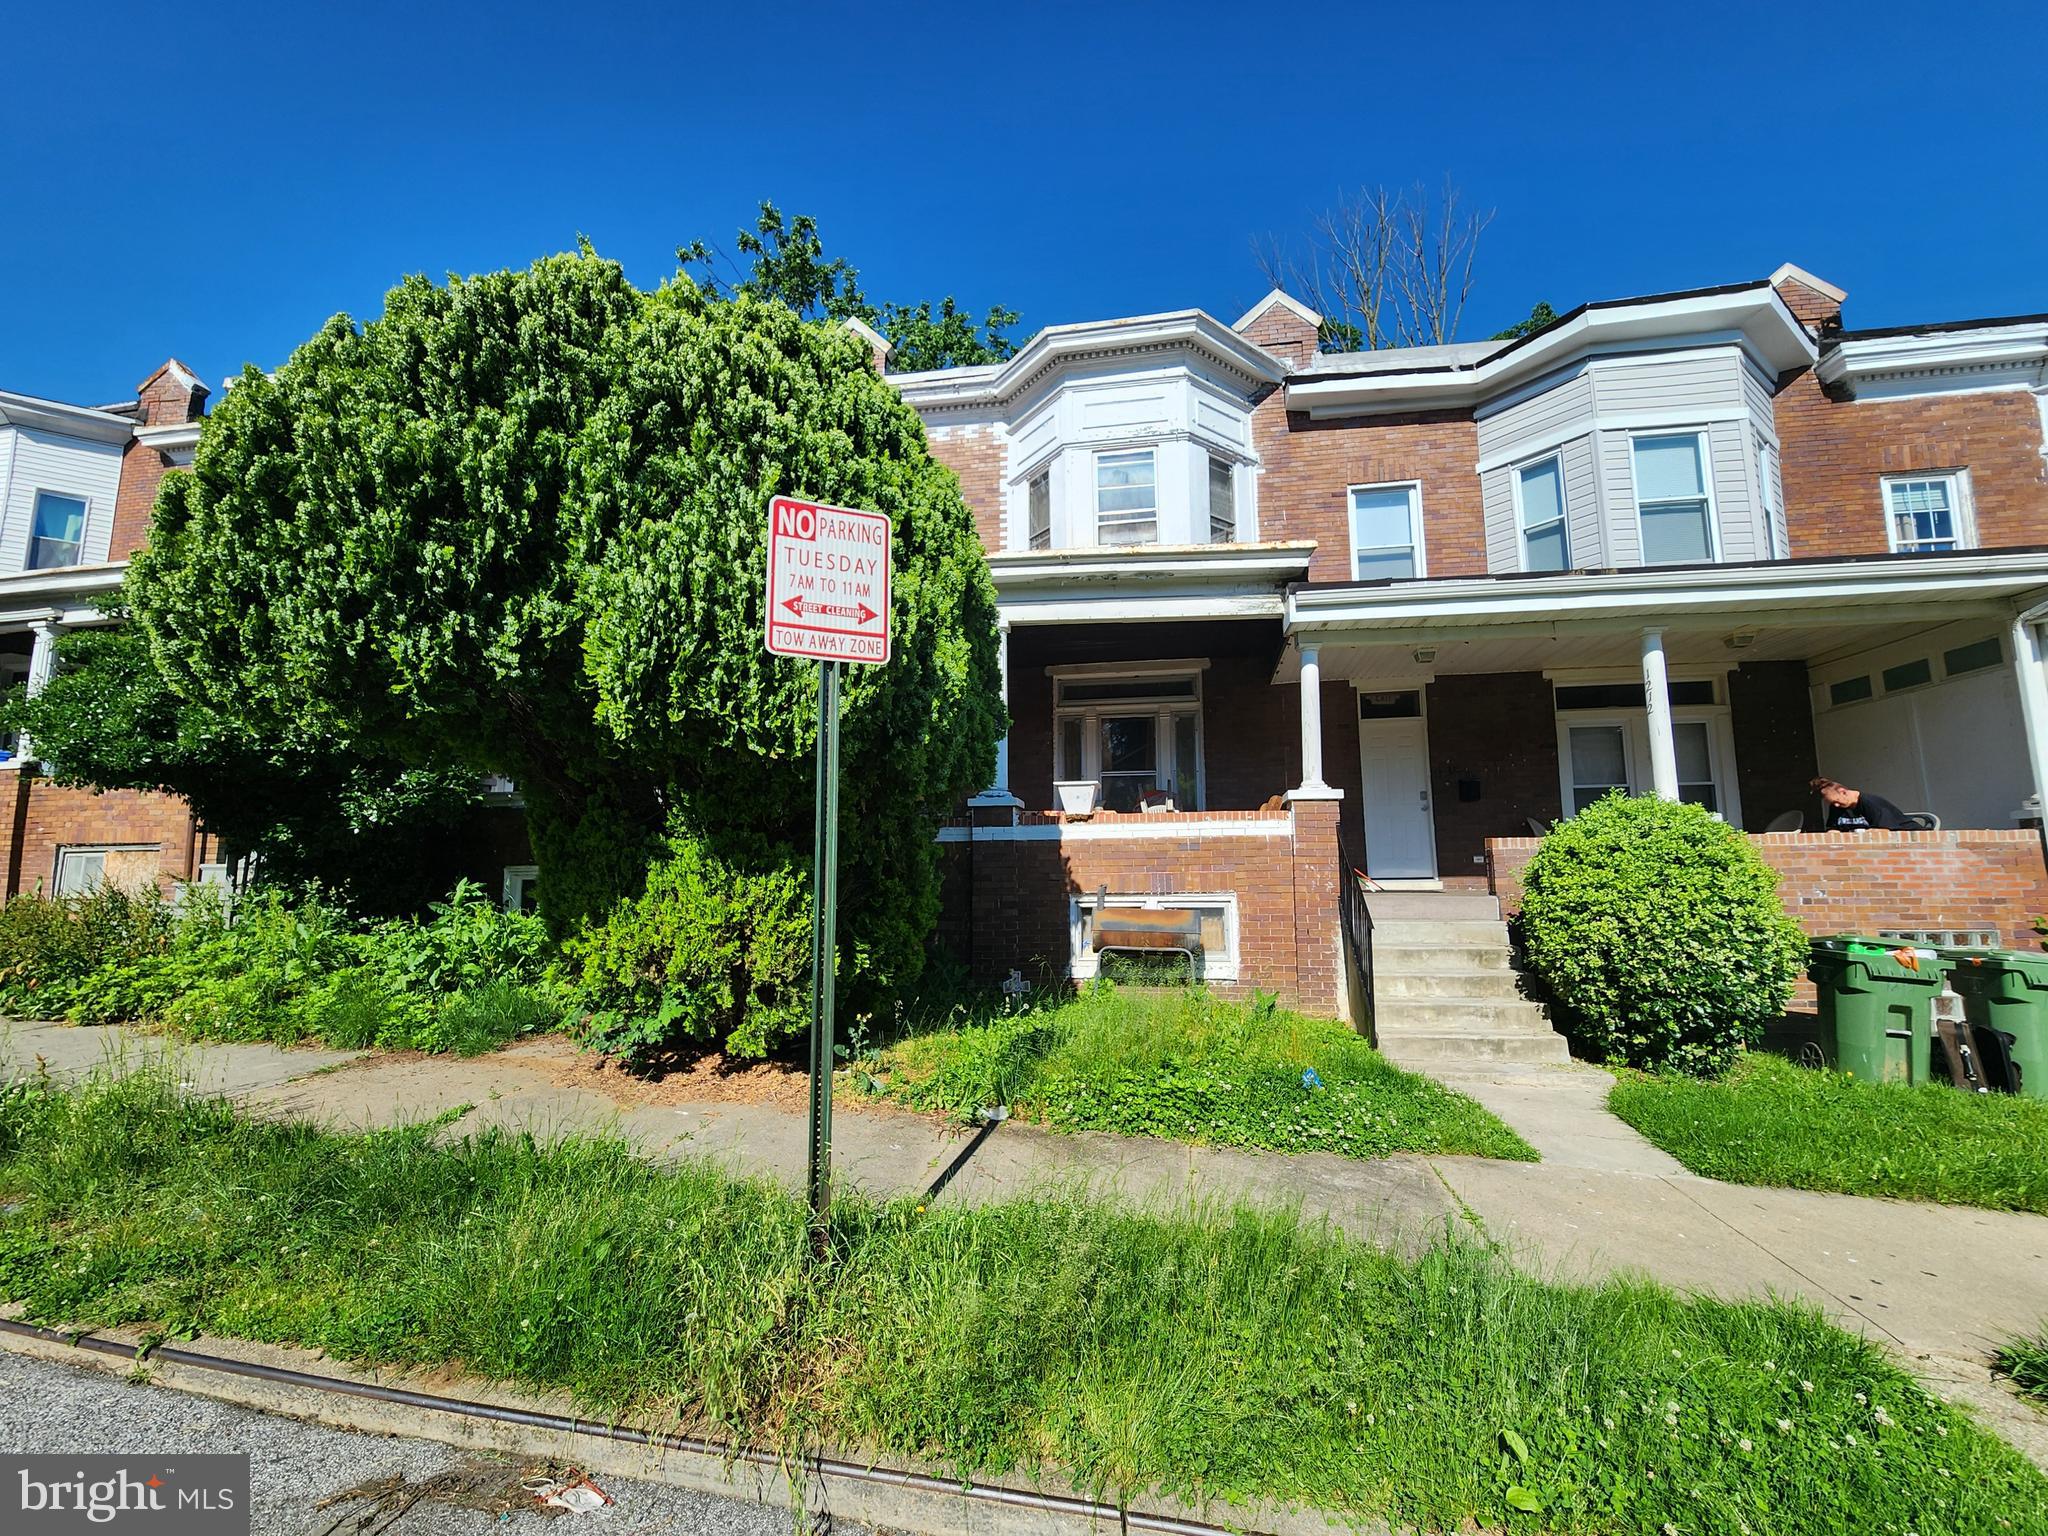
top-left (1824, 792), bottom-right (1912, 832)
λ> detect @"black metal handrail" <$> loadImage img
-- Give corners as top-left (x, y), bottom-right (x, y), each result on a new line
top-left (1336, 834), bottom-right (1375, 1040)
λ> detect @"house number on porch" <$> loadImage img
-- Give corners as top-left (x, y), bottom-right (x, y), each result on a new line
top-left (764, 496), bottom-right (894, 1253)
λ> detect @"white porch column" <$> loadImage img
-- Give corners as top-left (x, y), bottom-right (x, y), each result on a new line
top-left (1296, 642), bottom-right (1327, 791)
top-left (971, 616), bottom-right (1022, 809)
top-left (2010, 611), bottom-right (2048, 821)
top-left (16, 620), bottom-right (61, 764)
top-left (1640, 626), bottom-right (1680, 802)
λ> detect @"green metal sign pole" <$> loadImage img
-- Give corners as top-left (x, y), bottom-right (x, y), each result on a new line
top-left (805, 658), bottom-right (842, 1255)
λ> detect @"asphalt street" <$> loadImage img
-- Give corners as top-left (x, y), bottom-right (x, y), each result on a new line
top-left (0, 1348), bottom-right (859, 1535)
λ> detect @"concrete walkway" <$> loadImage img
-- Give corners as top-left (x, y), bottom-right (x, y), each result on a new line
top-left (5, 1017), bottom-right (2045, 1466)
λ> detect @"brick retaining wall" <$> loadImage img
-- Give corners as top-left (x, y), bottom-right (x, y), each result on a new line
top-left (1487, 828), bottom-right (2048, 948)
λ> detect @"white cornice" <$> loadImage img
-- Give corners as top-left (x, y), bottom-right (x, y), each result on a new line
top-left (1283, 285), bottom-right (1818, 420)
top-left (134, 420), bottom-right (203, 464)
top-left (0, 392), bottom-right (136, 445)
top-left (1815, 322), bottom-right (2048, 399)
top-left (890, 311), bottom-right (1288, 413)
top-left (991, 540), bottom-right (1314, 625)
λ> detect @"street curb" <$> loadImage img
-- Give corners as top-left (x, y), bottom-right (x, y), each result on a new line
top-left (0, 1320), bottom-right (1375, 1536)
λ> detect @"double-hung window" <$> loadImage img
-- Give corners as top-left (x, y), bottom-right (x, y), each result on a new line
top-left (1026, 469), bottom-right (1051, 550)
top-left (1555, 678), bottom-right (1736, 819)
top-left (1755, 433), bottom-right (1782, 560)
top-left (1349, 483), bottom-right (1422, 580)
top-left (1095, 449), bottom-right (1158, 545)
top-left (1631, 433), bottom-right (1714, 564)
top-left (1516, 455), bottom-right (1569, 572)
top-left (1207, 455), bottom-right (1236, 543)
top-left (28, 492), bottom-right (86, 571)
top-left (1054, 671), bottom-right (1202, 812)
top-left (1884, 473), bottom-right (1969, 554)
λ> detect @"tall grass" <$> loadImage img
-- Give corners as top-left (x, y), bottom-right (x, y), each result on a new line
top-left (1609, 1052), bottom-right (2048, 1212)
top-left (2000, 1328), bottom-right (2048, 1405)
top-left (874, 982), bottom-right (1535, 1160)
top-left (2, 1070), bottom-right (2042, 1533)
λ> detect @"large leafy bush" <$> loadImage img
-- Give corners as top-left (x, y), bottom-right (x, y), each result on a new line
top-left (567, 833), bottom-right (810, 1064)
top-left (129, 250), bottom-right (1002, 1026)
top-left (1515, 794), bottom-right (1805, 1074)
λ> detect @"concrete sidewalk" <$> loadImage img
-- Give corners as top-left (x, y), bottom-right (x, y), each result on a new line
top-left (5, 1017), bottom-right (2045, 1465)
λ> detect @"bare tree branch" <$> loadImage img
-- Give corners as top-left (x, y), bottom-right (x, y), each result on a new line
top-left (1255, 178), bottom-right (1494, 351)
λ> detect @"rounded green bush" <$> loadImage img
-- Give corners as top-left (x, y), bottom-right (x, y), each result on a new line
top-left (1516, 794), bottom-right (1806, 1074)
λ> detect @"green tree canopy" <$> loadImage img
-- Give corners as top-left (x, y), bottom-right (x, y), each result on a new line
top-left (129, 248), bottom-right (1004, 1004)
top-left (4, 622), bottom-right (481, 915)
top-left (681, 201), bottom-right (1022, 369)
top-left (1491, 302), bottom-right (1559, 341)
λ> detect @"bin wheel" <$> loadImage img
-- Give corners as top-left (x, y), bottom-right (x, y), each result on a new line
top-left (1796, 1041), bottom-right (1828, 1071)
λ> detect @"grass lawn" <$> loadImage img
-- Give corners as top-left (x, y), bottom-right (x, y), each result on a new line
top-left (1608, 1052), bottom-right (2048, 1213)
top-left (2, 1072), bottom-right (2043, 1534)
top-left (2002, 1329), bottom-right (2048, 1406)
top-left (865, 982), bottom-right (1534, 1160)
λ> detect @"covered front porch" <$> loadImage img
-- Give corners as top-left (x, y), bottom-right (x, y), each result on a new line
top-left (1288, 550), bottom-right (2048, 930)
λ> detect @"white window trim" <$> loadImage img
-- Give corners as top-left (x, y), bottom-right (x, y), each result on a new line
top-left (27, 489), bottom-right (90, 572)
top-left (52, 842), bottom-right (160, 897)
top-left (1050, 664), bottom-right (1205, 811)
top-left (1881, 469), bottom-right (1975, 555)
top-left (1552, 707), bottom-right (1742, 825)
top-left (1510, 452), bottom-right (1570, 572)
top-left (1347, 480), bottom-right (1426, 581)
top-left (1068, 889), bottom-right (1239, 982)
top-left (502, 864), bottom-right (539, 913)
top-left (1094, 446), bottom-right (1159, 546)
top-left (1627, 429), bottom-right (1722, 566)
top-left (1026, 468), bottom-right (1052, 551)
top-left (1753, 431), bottom-right (1782, 562)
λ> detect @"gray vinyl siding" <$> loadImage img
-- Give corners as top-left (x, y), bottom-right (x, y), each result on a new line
top-left (1561, 435), bottom-right (1601, 567)
top-left (1706, 419), bottom-right (1758, 561)
top-left (1596, 430), bottom-right (1642, 566)
top-left (1476, 369), bottom-right (1595, 573)
top-left (1474, 369), bottom-right (1593, 464)
top-left (1481, 465), bottom-right (1516, 571)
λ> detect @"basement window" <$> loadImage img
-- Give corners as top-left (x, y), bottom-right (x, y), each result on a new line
top-left (1070, 891), bottom-right (1238, 982)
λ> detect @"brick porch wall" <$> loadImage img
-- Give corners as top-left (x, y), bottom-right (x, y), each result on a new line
top-left (1487, 829), bottom-right (2048, 950)
top-left (0, 774), bottom-right (201, 897)
top-left (935, 802), bottom-right (1347, 1015)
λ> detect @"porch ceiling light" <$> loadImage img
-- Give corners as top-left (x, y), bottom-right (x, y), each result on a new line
top-left (1413, 646), bottom-right (1437, 664)
top-left (1725, 630), bottom-right (1757, 649)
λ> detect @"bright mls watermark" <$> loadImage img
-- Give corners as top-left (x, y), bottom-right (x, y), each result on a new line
top-left (2, 1455), bottom-right (249, 1533)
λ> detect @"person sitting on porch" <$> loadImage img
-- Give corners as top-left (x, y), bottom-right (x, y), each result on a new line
top-left (1812, 777), bottom-right (1912, 832)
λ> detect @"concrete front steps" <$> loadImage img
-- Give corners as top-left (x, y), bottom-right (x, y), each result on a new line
top-left (1365, 891), bottom-right (1570, 1067)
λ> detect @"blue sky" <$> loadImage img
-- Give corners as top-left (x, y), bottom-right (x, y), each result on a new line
top-left (6, 0), bottom-right (2046, 405)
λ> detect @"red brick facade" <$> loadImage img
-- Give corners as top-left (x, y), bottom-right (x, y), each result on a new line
top-left (936, 799), bottom-right (1346, 1013)
top-left (925, 423), bottom-right (1005, 552)
top-left (1254, 401), bottom-right (1486, 582)
top-left (1775, 368), bottom-right (2048, 557)
top-left (0, 776), bottom-right (203, 898)
top-left (1487, 829), bottom-right (2048, 951)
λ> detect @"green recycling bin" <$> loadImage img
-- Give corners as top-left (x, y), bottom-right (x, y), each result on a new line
top-left (1941, 949), bottom-right (2048, 1099)
top-left (1807, 937), bottom-right (1945, 1084)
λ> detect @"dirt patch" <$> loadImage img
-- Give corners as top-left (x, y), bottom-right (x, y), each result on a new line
top-left (499, 1033), bottom-right (817, 1113)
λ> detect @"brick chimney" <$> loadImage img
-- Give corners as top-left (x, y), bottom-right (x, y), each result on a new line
top-left (1770, 263), bottom-right (1847, 332)
top-left (842, 316), bottom-right (895, 375)
top-left (111, 360), bottom-right (210, 560)
top-left (1233, 289), bottom-right (1323, 370)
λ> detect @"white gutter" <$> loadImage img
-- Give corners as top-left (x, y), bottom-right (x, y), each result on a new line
top-left (989, 541), bottom-right (1315, 588)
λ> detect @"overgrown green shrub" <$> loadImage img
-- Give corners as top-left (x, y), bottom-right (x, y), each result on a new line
top-left (0, 884), bottom-right (178, 1018)
top-left (568, 834), bottom-right (810, 1064)
top-left (5, 879), bottom-right (560, 1056)
top-left (1516, 794), bottom-right (1806, 1074)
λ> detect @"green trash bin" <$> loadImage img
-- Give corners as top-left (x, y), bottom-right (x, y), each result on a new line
top-left (1807, 937), bottom-right (1945, 1084)
top-left (1941, 949), bottom-right (2048, 1099)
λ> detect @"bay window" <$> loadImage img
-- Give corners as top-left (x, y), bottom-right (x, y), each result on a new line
top-left (1631, 433), bottom-right (1714, 564)
top-left (1095, 449), bottom-right (1158, 545)
top-left (1516, 454), bottom-right (1569, 572)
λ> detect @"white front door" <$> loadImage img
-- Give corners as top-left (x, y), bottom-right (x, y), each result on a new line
top-left (1358, 715), bottom-right (1437, 879)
